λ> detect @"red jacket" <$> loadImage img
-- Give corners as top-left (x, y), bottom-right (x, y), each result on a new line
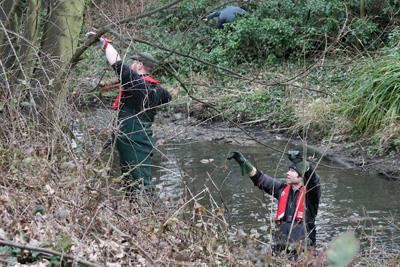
top-left (276, 185), bottom-right (306, 221)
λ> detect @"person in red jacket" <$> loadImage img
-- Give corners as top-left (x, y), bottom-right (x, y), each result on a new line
top-left (87, 32), bottom-right (172, 198)
top-left (228, 150), bottom-right (321, 254)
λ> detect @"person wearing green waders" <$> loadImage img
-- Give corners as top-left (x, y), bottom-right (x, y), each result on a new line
top-left (228, 150), bottom-right (321, 256)
top-left (87, 32), bottom-right (172, 197)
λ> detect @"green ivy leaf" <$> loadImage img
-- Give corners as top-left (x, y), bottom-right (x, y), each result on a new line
top-left (31, 250), bottom-right (40, 259)
top-left (49, 255), bottom-right (59, 264)
top-left (0, 246), bottom-right (11, 253)
top-left (11, 247), bottom-right (21, 254)
top-left (6, 256), bottom-right (18, 264)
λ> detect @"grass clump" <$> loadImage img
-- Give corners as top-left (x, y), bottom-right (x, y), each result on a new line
top-left (341, 50), bottom-right (400, 142)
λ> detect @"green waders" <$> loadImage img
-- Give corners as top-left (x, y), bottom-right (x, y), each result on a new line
top-left (116, 107), bottom-right (155, 194)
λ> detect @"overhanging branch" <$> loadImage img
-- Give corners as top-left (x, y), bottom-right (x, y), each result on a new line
top-left (71, 0), bottom-right (185, 64)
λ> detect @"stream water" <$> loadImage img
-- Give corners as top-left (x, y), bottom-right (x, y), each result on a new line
top-left (82, 108), bottom-right (400, 253)
top-left (152, 140), bottom-right (400, 253)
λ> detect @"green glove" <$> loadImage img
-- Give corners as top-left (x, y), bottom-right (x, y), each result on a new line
top-left (287, 150), bottom-right (309, 176)
top-left (227, 151), bottom-right (254, 176)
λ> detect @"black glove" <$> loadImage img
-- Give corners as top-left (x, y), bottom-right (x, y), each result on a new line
top-left (287, 150), bottom-right (309, 176)
top-left (227, 151), bottom-right (254, 176)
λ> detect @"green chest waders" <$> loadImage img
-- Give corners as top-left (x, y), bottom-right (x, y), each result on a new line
top-left (116, 107), bottom-right (155, 193)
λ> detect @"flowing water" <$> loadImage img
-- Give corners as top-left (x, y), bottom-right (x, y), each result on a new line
top-left (81, 108), bottom-right (400, 253)
top-left (152, 140), bottom-right (400, 252)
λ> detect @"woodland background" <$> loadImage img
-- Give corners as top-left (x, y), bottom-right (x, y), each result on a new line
top-left (0, 0), bottom-right (399, 265)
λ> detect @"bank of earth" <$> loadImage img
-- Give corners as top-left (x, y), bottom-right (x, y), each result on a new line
top-left (153, 112), bottom-right (400, 181)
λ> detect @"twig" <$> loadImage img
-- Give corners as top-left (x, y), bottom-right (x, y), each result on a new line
top-left (72, 202), bottom-right (105, 266)
top-left (88, 66), bottom-right (111, 93)
top-left (163, 189), bottom-right (207, 226)
top-left (206, 172), bottom-right (232, 227)
top-left (0, 239), bottom-right (101, 267)
top-left (100, 212), bottom-right (155, 265)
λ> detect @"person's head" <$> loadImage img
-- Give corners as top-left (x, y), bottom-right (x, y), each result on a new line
top-left (130, 52), bottom-right (156, 74)
top-left (286, 163), bottom-right (304, 188)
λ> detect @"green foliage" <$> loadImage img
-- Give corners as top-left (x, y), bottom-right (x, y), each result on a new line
top-left (55, 236), bottom-right (73, 254)
top-left (387, 27), bottom-right (400, 48)
top-left (341, 50), bottom-right (400, 136)
top-left (137, 0), bottom-right (212, 74)
top-left (208, 17), bottom-right (298, 65)
top-left (345, 18), bottom-right (380, 49)
top-left (49, 255), bottom-right (61, 265)
top-left (327, 232), bottom-right (359, 267)
top-left (195, 0), bottom-right (349, 65)
top-left (0, 246), bottom-right (20, 266)
top-left (139, 0), bottom-right (395, 73)
top-left (347, 0), bottom-right (400, 19)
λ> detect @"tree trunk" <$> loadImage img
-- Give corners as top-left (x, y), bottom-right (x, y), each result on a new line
top-left (16, 0), bottom-right (42, 80)
top-left (360, 0), bottom-right (365, 18)
top-left (40, 0), bottom-right (85, 88)
top-left (0, 0), bottom-right (22, 70)
top-left (37, 0), bottom-right (85, 113)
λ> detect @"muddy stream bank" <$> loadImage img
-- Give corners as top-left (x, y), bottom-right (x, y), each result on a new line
top-left (152, 112), bottom-right (400, 181)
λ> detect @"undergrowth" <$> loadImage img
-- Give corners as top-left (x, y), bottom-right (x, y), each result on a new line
top-left (1, 103), bottom-right (399, 265)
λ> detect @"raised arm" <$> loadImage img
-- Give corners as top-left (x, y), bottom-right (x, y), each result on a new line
top-left (250, 170), bottom-right (285, 198)
top-left (205, 10), bottom-right (221, 21)
top-left (104, 44), bottom-right (121, 66)
top-left (227, 151), bottom-right (284, 198)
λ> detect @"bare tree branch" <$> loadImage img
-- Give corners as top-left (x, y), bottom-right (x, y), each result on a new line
top-left (71, 0), bottom-right (185, 64)
top-left (108, 29), bottom-right (339, 98)
top-left (0, 239), bottom-right (102, 267)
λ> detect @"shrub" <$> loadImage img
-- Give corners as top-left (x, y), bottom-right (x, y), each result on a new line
top-left (344, 17), bottom-right (380, 50)
top-left (138, 0), bottom-right (397, 73)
